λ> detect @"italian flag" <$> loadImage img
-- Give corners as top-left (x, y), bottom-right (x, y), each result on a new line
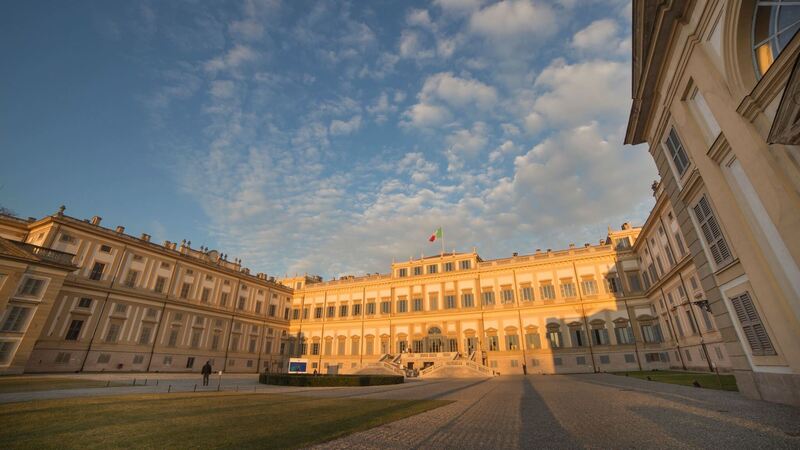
top-left (428, 227), bottom-right (443, 242)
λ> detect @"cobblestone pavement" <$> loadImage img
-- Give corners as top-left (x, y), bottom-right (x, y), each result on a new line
top-left (309, 374), bottom-right (800, 450)
top-left (2, 373), bottom-right (799, 448)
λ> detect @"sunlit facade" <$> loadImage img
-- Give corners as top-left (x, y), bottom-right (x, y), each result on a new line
top-left (627, 1), bottom-right (800, 406)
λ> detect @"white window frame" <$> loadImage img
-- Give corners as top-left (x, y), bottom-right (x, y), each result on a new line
top-left (689, 192), bottom-right (734, 271)
top-left (661, 125), bottom-right (692, 189)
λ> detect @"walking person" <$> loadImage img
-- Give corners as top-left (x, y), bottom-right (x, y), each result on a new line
top-left (201, 360), bottom-right (213, 386)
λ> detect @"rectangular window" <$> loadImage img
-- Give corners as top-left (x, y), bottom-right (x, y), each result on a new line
top-left (2, 306), bottom-right (31, 332)
top-left (540, 284), bottom-right (556, 300)
top-left (606, 277), bottom-right (621, 294)
top-left (580, 279), bottom-right (598, 296)
top-left (97, 353), bottom-right (111, 364)
top-left (615, 326), bottom-right (635, 345)
top-left (211, 334), bottom-right (220, 351)
top-left (624, 353), bottom-right (636, 363)
top-left (191, 330), bottom-right (201, 348)
top-left (168, 329), bottom-right (179, 347)
top-left (397, 300), bottom-right (408, 313)
top-left (380, 301), bottom-right (391, 314)
top-left (674, 232), bottom-right (686, 257)
top-left (237, 297), bottom-right (246, 310)
top-left (311, 343), bottom-right (320, 355)
top-left (59, 233), bottom-right (74, 243)
top-left (327, 306), bottom-right (335, 318)
top-left (427, 264), bottom-right (438, 274)
top-left (163, 356), bottom-right (173, 365)
top-left (560, 282), bottom-right (576, 298)
top-left (413, 266), bottom-right (422, 276)
top-left (366, 303), bottom-right (376, 315)
top-left (139, 327), bottom-right (152, 345)
top-left (459, 260), bottom-right (471, 270)
top-left (686, 310), bottom-right (698, 334)
top-left (445, 295), bottom-right (456, 309)
top-left (461, 293), bottom-right (474, 307)
top-left (641, 324), bottom-right (663, 343)
top-left (78, 297), bottom-right (92, 308)
top-left (314, 307), bottom-right (323, 319)
top-left (700, 307), bottom-right (714, 331)
top-left (114, 303), bottom-right (128, 314)
top-left (201, 288), bottom-right (211, 303)
top-left (525, 333), bottom-right (541, 349)
top-left (100, 245), bottom-right (112, 253)
top-left (693, 196), bottom-right (733, 268)
top-left (269, 304), bottom-right (276, 316)
top-left (487, 335), bottom-right (499, 351)
top-left (444, 262), bottom-right (454, 272)
top-left (249, 337), bottom-right (257, 353)
top-left (105, 323), bottom-right (121, 343)
top-left (730, 292), bottom-right (775, 356)
top-left (186, 357), bottom-right (195, 369)
top-left (615, 237), bottom-right (631, 249)
top-left (412, 298), bottom-right (423, 312)
top-left (353, 303), bottom-right (362, 316)
top-left (398, 268), bottom-right (407, 277)
top-left (429, 295), bottom-right (439, 310)
top-left (220, 292), bottom-right (228, 307)
top-left (65, 320), bottom-right (83, 340)
top-left (123, 271), bottom-right (138, 288)
top-left (481, 291), bottom-right (495, 306)
top-left (338, 305), bottom-right (348, 317)
top-left (505, 334), bottom-right (520, 350)
top-left (570, 329), bottom-right (586, 347)
top-left (89, 263), bottom-right (105, 281)
top-left (133, 355), bottom-right (144, 364)
top-left (500, 289), bottom-right (514, 304)
top-left (627, 273), bottom-right (642, 292)
top-left (520, 287), bottom-right (534, 302)
top-left (180, 283), bottom-right (191, 299)
top-left (576, 356), bottom-right (587, 365)
top-left (154, 277), bottom-right (166, 293)
top-left (547, 331), bottom-right (563, 348)
top-left (665, 127), bottom-right (690, 177)
top-left (292, 308), bottom-right (300, 320)
top-left (302, 307), bottom-right (309, 319)
top-left (591, 328), bottom-right (610, 345)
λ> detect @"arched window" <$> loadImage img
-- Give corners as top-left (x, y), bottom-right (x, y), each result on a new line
top-left (753, 1), bottom-right (800, 76)
top-left (428, 327), bottom-right (442, 335)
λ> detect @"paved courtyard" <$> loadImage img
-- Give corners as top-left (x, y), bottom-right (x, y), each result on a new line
top-left (1, 373), bottom-right (798, 449)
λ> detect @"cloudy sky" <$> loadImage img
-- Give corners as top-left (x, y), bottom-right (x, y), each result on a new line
top-left (0, 0), bottom-right (656, 279)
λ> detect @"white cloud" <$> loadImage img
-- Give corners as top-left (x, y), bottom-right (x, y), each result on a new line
top-left (489, 140), bottom-right (518, 162)
top-left (420, 72), bottom-right (497, 109)
top-left (469, 0), bottom-right (556, 39)
top-left (329, 115), bottom-right (363, 135)
top-left (204, 45), bottom-right (259, 73)
top-left (229, 19), bottom-right (264, 40)
top-left (528, 58), bottom-right (630, 129)
top-left (210, 80), bottom-right (236, 98)
top-left (397, 152), bottom-right (439, 184)
top-left (434, 0), bottom-right (486, 16)
top-left (399, 30), bottom-right (435, 59)
top-left (407, 9), bottom-right (434, 29)
top-left (572, 19), bottom-right (619, 53)
top-left (401, 102), bottom-right (453, 128)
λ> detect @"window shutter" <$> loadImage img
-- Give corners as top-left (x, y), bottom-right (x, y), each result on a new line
top-left (693, 196), bottom-right (733, 267)
top-left (730, 292), bottom-right (775, 356)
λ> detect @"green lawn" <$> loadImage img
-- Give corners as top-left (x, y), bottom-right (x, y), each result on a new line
top-left (0, 392), bottom-right (449, 449)
top-left (0, 377), bottom-right (128, 393)
top-left (614, 370), bottom-right (738, 391)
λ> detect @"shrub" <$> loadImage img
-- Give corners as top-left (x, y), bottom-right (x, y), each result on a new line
top-left (259, 373), bottom-right (403, 387)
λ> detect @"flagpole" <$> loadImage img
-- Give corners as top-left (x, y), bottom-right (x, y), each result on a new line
top-left (441, 227), bottom-right (445, 256)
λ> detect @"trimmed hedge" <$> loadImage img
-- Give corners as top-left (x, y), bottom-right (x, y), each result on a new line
top-left (259, 373), bottom-right (404, 387)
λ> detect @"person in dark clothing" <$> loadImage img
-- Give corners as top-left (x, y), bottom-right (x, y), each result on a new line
top-left (201, 361), bottom-right (213, 386)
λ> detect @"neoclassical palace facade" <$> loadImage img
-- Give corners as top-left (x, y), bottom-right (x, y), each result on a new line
top-left (0, 1), bottom-right (797, 407)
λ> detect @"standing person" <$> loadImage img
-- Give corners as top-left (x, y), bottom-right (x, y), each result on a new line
top-left (201, 360), bottom-right (213, 386)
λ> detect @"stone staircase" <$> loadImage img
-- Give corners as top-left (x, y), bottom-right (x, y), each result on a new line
top-left (417, 356), bottom-right (497, 379)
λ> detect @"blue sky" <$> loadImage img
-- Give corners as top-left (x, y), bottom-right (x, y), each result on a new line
top-left (0, 0), bottom-right (656, 279)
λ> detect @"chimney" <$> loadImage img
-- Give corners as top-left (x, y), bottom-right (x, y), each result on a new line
top-left (115, 226), bottom-right (125, 233)
top-left (91, 216), bottom-right (102, 225)
top-left (141, 233), bottom-right (151, 242)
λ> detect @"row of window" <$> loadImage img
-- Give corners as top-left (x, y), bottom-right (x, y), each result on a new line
top-left (396, 260), bottom-right (472, 277)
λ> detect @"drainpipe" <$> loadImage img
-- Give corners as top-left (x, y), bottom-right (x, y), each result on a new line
top-left (659, 285), bottom-right (687, 370)
top-left (146, 259), bottom-right (179, 372)
top-left (572, 261), bottom-right (597, 373)
top-left (512, 268), bottom-right (528, 374)
top-left (79, 244), bottom-right (128, 372)
top-left (678, 272), bottom-right (714, 372)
